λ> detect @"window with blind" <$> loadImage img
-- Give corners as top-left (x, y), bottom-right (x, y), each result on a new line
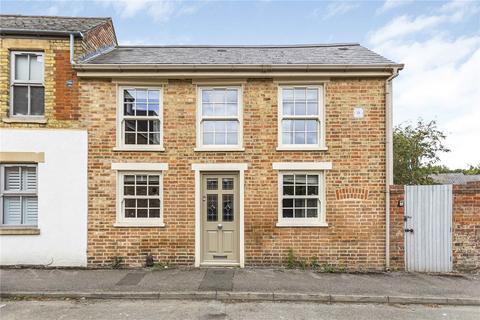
top-left (10, 52), bottom-right (45, 117)
top-left (0, 165), bottom-right (38, 226)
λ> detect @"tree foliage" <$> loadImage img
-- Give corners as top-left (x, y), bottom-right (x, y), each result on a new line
top-left (393, 120), bottom-right (450, 185)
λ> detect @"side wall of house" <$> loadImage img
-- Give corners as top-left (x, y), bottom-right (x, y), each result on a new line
top-left (389, 185), bottom-right (405, 270)
top-left (0, 129), bottom-right (88, 266)
top-left (81, 78), bottom-right (387, 270)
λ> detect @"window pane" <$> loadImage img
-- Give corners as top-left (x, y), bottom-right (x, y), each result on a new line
top-left (203, 121), bottom-right (215, 132)
top-left (30, 86), bottom-right (44, 115)
top-left (148, 120), bottom-right (160, 132)
top-left (14, 55), bottom-right (29, 80)
top-left (148, 175), bottom-right (159, 185)
top-left (283, 185), bottom-right (294, 195)
top-left (307, 102), bottom-right (318, 115)
top-left (136, 186), bottom-right (147, 196)
top-left (307, 209), bottom-right (318, 218)
top-left (294, 120), bottom-right (305, 131)
top-left (124, 89), bottom-right (135, 103)
top-left (306, 132), bottom-right (317, 144)
top-left (149, 199), bottom-right (160, 208)
top-left (294, 198), bottom-right (305, 207)
top-left (202, 103), bottom-right (214, 116)
top-left (283, 102), bottom-right (294, 115)
top-left (283, 88), bottom-right (294, 101)
top-left (226, 133), bottom-right (237, 145)
top-left (223, 194), bottom-right (234, 222)
top-left (282, 198), bottom-right (293, 208)
top-left (215, 133), bottom-right (226, 144)
top-left (124, 103), bottom-right (134, 116)
top-left (137, 199), bottom-right (148, 208)
top-left (210, 90), bottom-right (224, 103)
top-left (125, 120), bottom-right (136, 132)
top-left (294, 132), bottom-right (305, 144)
top-left (295, 185), bottom-right (306, 195)
top-left (295, 208), bottom-right (305, 218)
top-left (125, 208), bottom-right (136, 218)
top-left (137, 120), bottom-right (148, 132)
top-left (225, 121), bottom-right (238, 133)
top-left (3, 196), bottom-right (22, 225)
top-left (148, 184), bottom-right (159, 196)
top-left (148, 132), bottom-right (160, 144)
top-left (125, 133), bottom-right (136, 144)
top-left (207, 178), bottom-right (218, 190)
top-left (282, 209), bottom-right (293, 218)
top-left (283, 175), bottom-right (294, 185)
top-left (135, 90), bottom-right (147, 116)
top-left (295, 175), bottom-right (306, 184)
top-left (125, 199), bottom-right (136, 208)
top-left (207, 194), bottom-right (218, 221)
top-left (307, 186), bottom-right (318, 195)
top-left (294, 101), bottom-right (306, 115)
top-left (202, 90), bottom-right (212, 103)
top-left (222, 178), bottom-right (234, 190)
top-left (149, 209), bottom-right (160, 218)
top-left (282, 132), bottom-right (292, 144)
top-left (307, 175), bottom-right (318, 184)
top-left (137, 209), bottom-right (148, 218)
top-left (306, 120), bottom-right (318, 131)
top-left (282, 120), bottom-right (293, 132)
top-left (124, 175), bottom-right (135, 184)
top-left (226, 103), bottom-right (237, 116)
top-left (307, 199), bottom-right (317, 207)
top-left (294, 88), bottom-right (306, 100)
top-left (226, 89), bottom-right (237, 103)
top-left (203, 132), bottom-right (214, 145)
top-left (12, 86), bottom-right (28, 115)
top-left (29, 54), bottom-right (43, 81)
top-left (148, 103), bottom-right (159, 116)
top-left (136, 133), bottom-right (148, 144)
top-left (306, 88), bottom-right (318, 101)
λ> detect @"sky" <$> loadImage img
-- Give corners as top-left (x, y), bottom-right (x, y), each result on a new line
top-left (1, 0), bottom-right (479, 169)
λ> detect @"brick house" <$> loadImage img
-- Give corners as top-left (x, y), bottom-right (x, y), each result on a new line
top-left (1, 15), bottom-right (403, 270)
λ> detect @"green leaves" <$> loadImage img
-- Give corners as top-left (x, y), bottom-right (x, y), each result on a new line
top-left (393, 120), bottom-right (450, 185)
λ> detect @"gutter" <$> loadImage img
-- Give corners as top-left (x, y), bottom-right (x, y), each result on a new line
top-left (385, 67), bottom-right (400, 271)
top-left (73, 63), bottom-right (404, 71)
top-left (0, 28), bottom-right (83, 38)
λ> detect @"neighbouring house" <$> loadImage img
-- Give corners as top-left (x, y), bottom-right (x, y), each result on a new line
top-left (0, 15), bottom-right (117, 266)
top-left (1, 15), bottom-right (405, 270)
top-left (430, 173), bottom-right (480, 185)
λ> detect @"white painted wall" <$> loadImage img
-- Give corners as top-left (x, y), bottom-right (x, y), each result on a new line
top-left (0, 129), bottom-right (88, 266)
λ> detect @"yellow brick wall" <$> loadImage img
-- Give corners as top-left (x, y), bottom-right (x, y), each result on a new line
top-left (82, 78), bottom-right (387, 270)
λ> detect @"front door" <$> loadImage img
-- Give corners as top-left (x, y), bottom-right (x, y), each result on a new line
top-left (201, 173), bottom-right (239, 265)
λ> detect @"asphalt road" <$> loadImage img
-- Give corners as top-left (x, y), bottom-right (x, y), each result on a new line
top-left (1, 299), bottom-right (479, 320)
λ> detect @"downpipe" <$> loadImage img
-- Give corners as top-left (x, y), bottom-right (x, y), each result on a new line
top-left (385, 67), bottom-right (399, 271)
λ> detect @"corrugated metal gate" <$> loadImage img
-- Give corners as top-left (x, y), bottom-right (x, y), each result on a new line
top-left (404, 185), bottom-right (453, 272)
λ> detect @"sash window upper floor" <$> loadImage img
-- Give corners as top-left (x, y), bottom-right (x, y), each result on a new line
top-left (277, 85), bottom-right (326, 151)
top-left (10, 52), bottom-right (45, 118)
top-left (116, 86), bottom-right (164, 151)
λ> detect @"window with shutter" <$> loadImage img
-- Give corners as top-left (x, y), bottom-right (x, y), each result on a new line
top-left (1, 164), bottom-right (38, 226)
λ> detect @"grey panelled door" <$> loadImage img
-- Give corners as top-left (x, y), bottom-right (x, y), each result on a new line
top-left (201, 174), bottom-right (239, 264)
top-left (404, 185), bottom-right (453, 272)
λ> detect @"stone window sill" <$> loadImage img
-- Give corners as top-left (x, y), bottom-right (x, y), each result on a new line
top-left (276, 146), bottom-right (328, 152)
top-left (276, 222), bottom-right (329, 228)
top-left (194, 147), bottom-right (245, 152)
top-left (2, 117), bottom-right (47, 124)
top-left (0, 227), bottom-right (41, 235)
top-left (113, 222), bottom-right (165, 228)
top-left (113, 147), bottom-right (165, 152)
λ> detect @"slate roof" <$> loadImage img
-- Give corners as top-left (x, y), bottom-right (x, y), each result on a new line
top-left (0, 14), bottom-right (110, 34)
top-left (430, 173), bottom-right (480, 185)
top-left (82, 44), bottom-right (399, 66)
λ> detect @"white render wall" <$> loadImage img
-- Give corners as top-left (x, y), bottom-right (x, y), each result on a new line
top-left (0, 129), bottom-right (88, 266)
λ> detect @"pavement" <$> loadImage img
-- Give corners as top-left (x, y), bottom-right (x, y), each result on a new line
top-left (1, 268), bottom-right (479, 306)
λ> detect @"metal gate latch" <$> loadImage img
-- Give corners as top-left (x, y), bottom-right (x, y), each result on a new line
top-left (404, 228), bottom-right (414, 233)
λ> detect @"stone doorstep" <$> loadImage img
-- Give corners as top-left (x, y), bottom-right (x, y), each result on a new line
top-left (1, 291), bottom-right (479, 306)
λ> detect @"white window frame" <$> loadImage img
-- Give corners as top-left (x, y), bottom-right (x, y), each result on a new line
top-left (112, 163), bottom-right (167, 227)
top-left (10, 51), bottom-right (45, 118)
top-left (115, 86), bottom-right (164, 151)
top-left (0, 164), bottom-right (38, 226)
top-left (273, 162), bottom-right (331, 227)
top-left (277, 85), bottom-right (326, 151)
top-left (195, 86), bottom-right (244, 151)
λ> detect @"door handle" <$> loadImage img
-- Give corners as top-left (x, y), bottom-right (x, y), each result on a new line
top-left (404, 228), bottom-right (414, 233)
top-left (217, 224), bottom-right (223, 229)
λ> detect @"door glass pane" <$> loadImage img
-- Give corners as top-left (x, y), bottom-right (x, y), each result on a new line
top-left (13, 86), bottom-right (28, 115)
top-left (223, 194), bottom-right (234, 222)
top-left (207, 194), bottom-right (218, 221)
top-left (15, 54), bottom-right (29, 80)
top-left (30, 86), bottom-right (45, 115)
top-left (222, 178), bottom-right (234, 190)
top-left (207, 178), bottom-right (218, 190)
top-left (29, 55), bottom-right (43, 81)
